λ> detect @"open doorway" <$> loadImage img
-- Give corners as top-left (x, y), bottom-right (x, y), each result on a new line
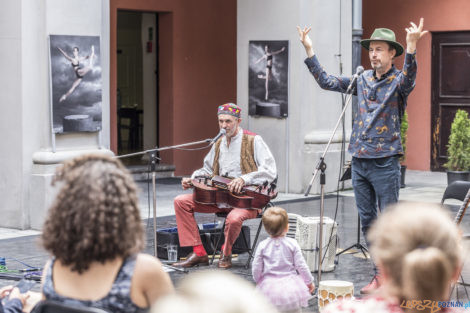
top-left (117, 10), bottom-right (158, 163)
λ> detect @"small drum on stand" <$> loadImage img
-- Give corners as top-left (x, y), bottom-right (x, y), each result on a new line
top-left (318, 280), bottom-right (354, 311)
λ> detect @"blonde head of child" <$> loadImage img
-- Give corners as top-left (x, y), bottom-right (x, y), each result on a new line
top-left (262, 207), bottom-right (289, 238)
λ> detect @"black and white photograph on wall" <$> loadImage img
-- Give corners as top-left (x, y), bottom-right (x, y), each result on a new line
top-left (49, 35), bottom-right (102, 133)
top-left (249, 40), bottom-right (288, 118)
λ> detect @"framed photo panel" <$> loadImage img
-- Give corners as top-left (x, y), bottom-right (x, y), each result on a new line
top-left (49, 35), bottom-right (102, 133)
top-left (249, 40), bottom-right (288, 118)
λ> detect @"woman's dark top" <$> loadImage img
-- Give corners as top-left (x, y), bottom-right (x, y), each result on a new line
top-left (42, 255), bottom-right (148, 313)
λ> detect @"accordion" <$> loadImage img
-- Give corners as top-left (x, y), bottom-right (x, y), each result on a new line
top-left (288, 214), bottom-right (338, 272)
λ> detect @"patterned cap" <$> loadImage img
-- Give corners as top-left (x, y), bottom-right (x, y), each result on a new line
top-left (217, 103), bottom-right (241, 118)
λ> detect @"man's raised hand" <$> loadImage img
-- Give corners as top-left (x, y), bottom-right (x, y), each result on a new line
top-left (406, 17), bottom-right (428, 53)
top-left (296, 26), bottom-right (314, 58)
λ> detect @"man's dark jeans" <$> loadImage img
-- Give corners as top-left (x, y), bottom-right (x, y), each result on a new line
top-left (351, 155), bottom-right (401, 242)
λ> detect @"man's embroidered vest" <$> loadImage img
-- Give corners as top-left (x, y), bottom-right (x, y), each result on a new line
top-left (212, 129), bottom-right (258, 177)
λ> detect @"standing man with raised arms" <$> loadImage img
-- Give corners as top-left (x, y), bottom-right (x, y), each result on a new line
top-left (297, 18), bottom-right (427, 293)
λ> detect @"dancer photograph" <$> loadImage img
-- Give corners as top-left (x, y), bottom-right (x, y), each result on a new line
top-left (57, 45), bottom-right (95, 103)
top-left (49, 35), bottom-right (102, 133)
top-left (249, 40), bottom-right (289, 118)
top-left (255, 45), bottom-right (285, 101)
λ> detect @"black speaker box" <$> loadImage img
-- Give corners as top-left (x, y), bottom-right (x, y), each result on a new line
top-left (156, 224), bottom-right (250, 260)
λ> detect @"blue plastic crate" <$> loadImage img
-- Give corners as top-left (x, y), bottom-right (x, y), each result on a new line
top-left (157, 227), bottom-right (178, 233)
top-left (200, 222), bottom-right (220, 230)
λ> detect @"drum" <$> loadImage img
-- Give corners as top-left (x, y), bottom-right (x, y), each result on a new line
top-left (318, 280), bottom-right (354, 311)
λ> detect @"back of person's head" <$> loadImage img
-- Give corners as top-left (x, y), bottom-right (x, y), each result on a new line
top-left (151, 271), bottom-right (278, 313)
top-left (262, 206), bottom-right (288, 237)
top-left (368, 202), bottom-right (461, 301)
top-left (41, 154), bottom-right (144, 273)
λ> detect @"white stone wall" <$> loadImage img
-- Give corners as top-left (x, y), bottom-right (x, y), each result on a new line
top-left (0, 0), bottom-right (24, 228)
top-left (237, 0), bottom-right (352, 194)
top-left (0, 0), bottom-right (354, 229)
top-left (0, 0), bottom-right (111, 229)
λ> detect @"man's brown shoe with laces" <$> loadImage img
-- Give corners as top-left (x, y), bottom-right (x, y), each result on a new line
top-left (218, 253), bottom-right (232, 269)
top-left (172, 252), bottom-right (209, 268)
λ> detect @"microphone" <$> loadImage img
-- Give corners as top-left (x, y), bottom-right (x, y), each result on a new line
top-left (354, 65), bottom-right (364, 77)
top-left (210, 128), bottom-right (226, 144)
top-left (346, 65), bottom-right (364, 94)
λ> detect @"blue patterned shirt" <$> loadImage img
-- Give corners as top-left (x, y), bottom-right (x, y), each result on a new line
top-left (304, 52), bottom-right (417, 158)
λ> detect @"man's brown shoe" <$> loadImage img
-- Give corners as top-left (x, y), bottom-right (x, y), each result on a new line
top-left (172, 252), bottom-right (209, 268)
top-left (218, 253), bottom-right (232, 269)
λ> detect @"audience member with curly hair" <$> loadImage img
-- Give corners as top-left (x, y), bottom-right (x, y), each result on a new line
top-left (39, 154), bottom-right (174, 313)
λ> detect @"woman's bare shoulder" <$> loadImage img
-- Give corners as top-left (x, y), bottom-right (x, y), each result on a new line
top-left (133, 253), bottom-right (174, 300)
top-left (134, 253), bottom-right (171, 284)
top-left (135, 253), bottom-right (163, 270)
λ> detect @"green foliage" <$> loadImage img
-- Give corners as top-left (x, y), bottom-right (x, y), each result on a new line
top-left (444, 109), bottom-right (470, 171)
top-left (400, 111), bottom-right (409, 163)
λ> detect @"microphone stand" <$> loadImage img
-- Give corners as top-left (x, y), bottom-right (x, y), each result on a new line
top-left (117, 137), bottom-right (214, 273)
top-left (304, 74), bottom-right (359, 283)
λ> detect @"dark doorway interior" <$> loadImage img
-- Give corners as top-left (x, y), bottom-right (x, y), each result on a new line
top-left (117, 10), bottom-right (158, 162)
top-left (431, 31), bottom-right (470, 170)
